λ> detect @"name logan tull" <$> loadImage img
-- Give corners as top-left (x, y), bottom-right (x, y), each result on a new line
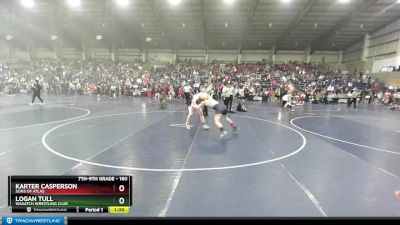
top-left (15, 196), bottom-right (53, 202)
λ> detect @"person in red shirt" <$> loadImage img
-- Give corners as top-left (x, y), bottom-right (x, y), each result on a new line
top-left (147, 87), bottom-right (153, 102)
top-left (162, 84), bottom-right (168, 95)
top-left (178, 86), bottom-right (184, 99)
top-left (91, 86), bottom-right (97, 95)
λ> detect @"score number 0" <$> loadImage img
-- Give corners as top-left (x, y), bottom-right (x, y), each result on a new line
top-left (118, 185), bottom-right (125, 205)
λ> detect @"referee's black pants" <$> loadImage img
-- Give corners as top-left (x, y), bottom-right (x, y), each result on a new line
top-left (184, 93), bottom-right (191, 106)
top-left (224, 95), bottom-right (233, 112)
top-left (347, 98), bottom-right (356, 108)
top-left (32, 92), bottom-right (43, 103)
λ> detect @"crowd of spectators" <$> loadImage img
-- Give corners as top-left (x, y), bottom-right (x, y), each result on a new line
top-left (0, 59), bottom-right (399, 108)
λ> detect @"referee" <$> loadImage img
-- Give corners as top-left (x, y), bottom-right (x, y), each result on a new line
top-left (31, 79), bottom-right (44, 105)
top-left (222, 82), bottom-right (235, 112)
top-left (183, 83), bottom-right (192, 106)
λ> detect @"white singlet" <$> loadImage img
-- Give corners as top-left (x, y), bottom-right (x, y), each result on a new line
top-left (208, 98), bottom-right (219, 107)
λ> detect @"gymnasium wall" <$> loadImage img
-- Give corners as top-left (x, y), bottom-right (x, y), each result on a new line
top-left (117, 48), bottom-right (142, 62)
top-left (0, 46), bottom-right (341, 66)
top-left (343, 18), bottom-right (400, 74)
top-left (370, 72), bottom-right (400, 86)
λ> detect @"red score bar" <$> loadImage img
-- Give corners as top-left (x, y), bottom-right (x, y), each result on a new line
top-left (18, 183), bottom-right (130, 195)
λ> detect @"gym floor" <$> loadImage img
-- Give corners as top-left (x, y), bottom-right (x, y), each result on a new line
top-left (0, 95), bottom-right (400, 217)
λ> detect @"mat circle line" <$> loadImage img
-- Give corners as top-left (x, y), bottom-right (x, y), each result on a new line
top-left (42, 111), bottom-right (307, 172)
top-left (0, 107), bottom-right (91, 132)
top-left (290, 115), bottom-right (400, 155)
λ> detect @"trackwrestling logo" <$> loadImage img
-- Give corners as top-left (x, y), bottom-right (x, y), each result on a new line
top-left (2, 217), bottom-right (64, 225)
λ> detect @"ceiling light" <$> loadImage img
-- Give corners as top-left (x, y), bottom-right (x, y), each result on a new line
top-left (224, 0), bottom-right (234, 4)
top-left (225, 22), bottom-right (228, 28)
top-left (258, 42), bottom-right (261, 46)
top-left (116, 0), bottom-right (130, 7)
top-left (6, 34), bottom-right (13, 41)
top-left (182, 23), bottom-right (186, 28)
top-left (67, 0), bottom-right (81, 8)
top-left (268, 22), bottom-right (272, 27)
top-left (96, 35), bottom-right (103, 40)
top-left (145, 37), bottom-right (152, 42)
top-left (314, 23), bottom-right (318, 28)
top-left (338, 0), bottom-right (350, 3)
top-left (360, 24), bottom-right (364, 29)
top-left (282, 0), bottom-right (291, 3)
top-left (20, 0), bottom-right (34, 8)
top-left (51, 35), bottom-right (58, 41)
top-left (169, 0), bottom-right (181, 6)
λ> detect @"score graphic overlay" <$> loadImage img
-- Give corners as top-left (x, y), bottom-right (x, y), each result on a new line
top-left (8, 176), bottom-right (132, 214)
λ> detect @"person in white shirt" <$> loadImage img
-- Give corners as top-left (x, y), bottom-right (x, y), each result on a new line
top-left (196, 94), bottom-right (238, 139)
top-left (238, 87), bottom-right (245, 98)
top-left (282, 94), bottom-right (294, 112)
top-left (183, 83), bottom-right (192, 106)
top-left (222, 83), bottom-right (235, 112)
top-left (347, 89), bottom-right (358, 108)
top-left (236, 86), bottom-right (247, 112)
top-left (110, 84), bottom-right (116, 99)
top-left (200, 82), bottom-right (212, 95)
top-left (282, 85), bottom-right (295, 112)
top-left (154, 91), bottom-right (160, 101)
top-left (168, 88), bottom-right (175, 102)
